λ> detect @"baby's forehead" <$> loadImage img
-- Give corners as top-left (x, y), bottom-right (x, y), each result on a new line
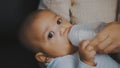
top-left (35, 11), bottom-right (56, 22)
top-left (31, 11), bottom-right (58, 27)
top-left (27, 12), bottom-right (52, 37)
top-left (38, 10), bottom-right (57, 18)
top-left (28, 10), bottom-right (59, 39)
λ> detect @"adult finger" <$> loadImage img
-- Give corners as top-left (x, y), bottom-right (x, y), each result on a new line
top-left (103, 41), bottom-right (120, 53)
top-left (96, 35), bottom-right (112, 51)
top-left (89, 32), bottom-right (108, 47)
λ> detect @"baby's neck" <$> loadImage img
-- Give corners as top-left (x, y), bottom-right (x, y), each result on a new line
top-left (69, 45), bottom-right (78, 55)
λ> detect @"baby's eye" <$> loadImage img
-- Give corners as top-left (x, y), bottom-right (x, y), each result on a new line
top-left (48, 31), bottom-right (54, 39)
top-left (57, 18), bottom-right (62, 25)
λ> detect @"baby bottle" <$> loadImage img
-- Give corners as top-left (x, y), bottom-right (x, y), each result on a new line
top-left (68, 23), bottom-right (106, 46)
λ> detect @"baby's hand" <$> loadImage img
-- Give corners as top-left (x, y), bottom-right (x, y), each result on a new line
top-left (79, 40), bottom-right (96, 66)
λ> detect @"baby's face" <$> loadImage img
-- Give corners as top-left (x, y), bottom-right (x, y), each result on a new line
top-left (28, 11), bottom-right (73, 57)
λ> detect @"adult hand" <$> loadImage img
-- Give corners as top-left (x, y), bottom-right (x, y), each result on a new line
top-left (89, 22), bottom-right (120, 54)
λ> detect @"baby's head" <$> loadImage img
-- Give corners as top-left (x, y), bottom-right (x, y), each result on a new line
top-left (20, 10), bottom-right (77, 63)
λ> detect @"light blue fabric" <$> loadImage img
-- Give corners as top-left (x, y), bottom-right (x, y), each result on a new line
top-left (46, 52), bottom-right (79, 68)
top-left (79, 54), bottom-right (119, 68)
top-left (46, 52), bottom-right (119, 68)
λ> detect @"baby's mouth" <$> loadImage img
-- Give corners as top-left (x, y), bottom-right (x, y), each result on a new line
top-left (68, 26), bottom-right (72, 34)
top-left (65, 26), bottom-right (72, 36)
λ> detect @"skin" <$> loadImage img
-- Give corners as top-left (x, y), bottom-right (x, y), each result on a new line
top-left (79, 40), bottom-right (96, 66)
top-left (88, 22), bottom-right (120, 54)
top-left (25, 10), bottom-right (96, 66)
top-left (26, 10), bottom-right (77, 57)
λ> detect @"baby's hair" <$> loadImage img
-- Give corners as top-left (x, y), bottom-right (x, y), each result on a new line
top-left (19, 9), bottom-right (51, 68)
top-left (19, 9), bottom-right (52, 53)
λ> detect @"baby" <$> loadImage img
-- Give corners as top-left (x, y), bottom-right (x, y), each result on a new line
top-left (20, 9), bottom-right (119, 68)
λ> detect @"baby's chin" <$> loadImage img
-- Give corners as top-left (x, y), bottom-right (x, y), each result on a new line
top-left (50, 53), bottom-right (68, 58)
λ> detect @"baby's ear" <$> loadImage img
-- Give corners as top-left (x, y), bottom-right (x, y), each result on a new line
top-left (35, 52), bottom-right (52, 63)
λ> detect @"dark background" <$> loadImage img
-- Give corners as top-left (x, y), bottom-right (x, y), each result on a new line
top-left (0, 0), bottom-right (40, 68)
top-left (116, 0), bottom-right (120, 21)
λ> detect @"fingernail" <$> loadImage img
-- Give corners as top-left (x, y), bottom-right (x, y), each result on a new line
top-left (88, 46), bottom-right (93, 51)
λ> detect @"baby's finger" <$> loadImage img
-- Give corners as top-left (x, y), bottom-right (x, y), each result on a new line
top-left (86, 46), bottom-right (94, 51)
top-left (87, 50), bottom-right (96, 61)
top-left (90, 50), bottom-right (96, 57)
top-left (79, 40), bottom-right (90, 49)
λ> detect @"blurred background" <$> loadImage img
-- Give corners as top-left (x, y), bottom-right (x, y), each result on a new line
top-left (0, 0), bottom-right (40, 68)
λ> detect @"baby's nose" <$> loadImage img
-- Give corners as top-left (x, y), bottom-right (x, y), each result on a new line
top-left (60, 25), bottom-right (66, 36)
